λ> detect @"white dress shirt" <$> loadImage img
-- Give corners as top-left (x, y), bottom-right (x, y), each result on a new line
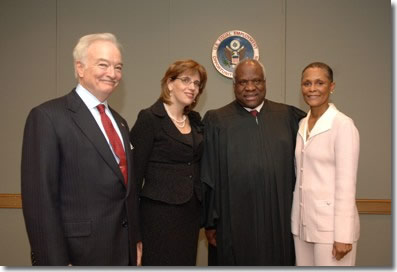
top-left (243, 100), bottom-right (264, 113)
top-left (75, 84), bottom-right (125, 163)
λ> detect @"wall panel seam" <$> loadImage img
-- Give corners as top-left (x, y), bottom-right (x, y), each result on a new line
top-left (0, 194), bottom-right (391, 214)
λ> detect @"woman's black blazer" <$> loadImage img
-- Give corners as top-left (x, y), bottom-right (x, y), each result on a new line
top-left (129, 99), bottom-right (203, 204)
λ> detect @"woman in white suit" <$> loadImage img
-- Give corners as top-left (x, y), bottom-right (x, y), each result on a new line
top-left (291, 62), bottom-right (360, 266)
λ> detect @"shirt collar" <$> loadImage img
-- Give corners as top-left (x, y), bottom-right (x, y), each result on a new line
top-left (243, 100), bottom-right (264, 113)
top-left (76, 84), bottom-right (108, 109)
top-left (299, 103), bottom-right (338, 140)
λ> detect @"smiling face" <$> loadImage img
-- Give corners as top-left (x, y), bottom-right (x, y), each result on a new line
top-left (167, 70), bottom-right (200, 108)
top-left (76, 40), bottom-right (122, 102)
top-left (301, 67), bottom-right (335, 112)
top-left (233, 60), bottom-right (266, 109)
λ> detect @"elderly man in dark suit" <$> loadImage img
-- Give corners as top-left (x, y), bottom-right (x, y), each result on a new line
top-left (21, 33), bottom-right (141, 266)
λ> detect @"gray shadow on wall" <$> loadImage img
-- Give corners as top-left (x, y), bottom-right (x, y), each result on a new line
top-left (108, 80), bottom-right (127, 111)
top-left (298, 91), bottom-right (309, 113)
top-left (195, 87), bottom-right (207, 114)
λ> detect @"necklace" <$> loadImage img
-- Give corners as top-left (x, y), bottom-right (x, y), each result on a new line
top-left (163, 103), bottom-right (186, 128)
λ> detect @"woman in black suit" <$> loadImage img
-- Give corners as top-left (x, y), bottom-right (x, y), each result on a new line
top-left (129, 59), bottom-right (207, 265)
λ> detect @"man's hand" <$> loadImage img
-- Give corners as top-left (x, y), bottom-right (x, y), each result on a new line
top-left (332, 241), bottom-right (352, 261)
top-left (205, 229), bottom-right (217, 247)
top-left (137, 241), bottom-right (143, 266)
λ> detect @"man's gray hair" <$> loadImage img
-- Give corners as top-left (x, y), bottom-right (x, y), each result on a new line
top-left (73, 33), bottom-right (122, 78)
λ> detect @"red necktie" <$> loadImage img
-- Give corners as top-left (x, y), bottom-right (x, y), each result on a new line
top-left (250, 110), bottom-right (258, 117)
top-left (97, 104), bottom-right (128, 185)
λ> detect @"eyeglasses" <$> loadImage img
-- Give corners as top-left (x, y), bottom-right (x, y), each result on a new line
top-left (236, 79), bottom-right (265, 87)
top-left (175, 77), bottom-right (201, 88)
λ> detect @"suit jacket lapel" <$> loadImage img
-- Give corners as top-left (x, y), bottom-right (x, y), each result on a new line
top-left (110, 106), bottom-right (132, 192)
top-left (66, 90), bottom-right (125, 186)
top-left (307, 103), bottom-right (338, 139)
top-left (151, 99), bottom-right (192, 146)
top-left (300, 103), bottom-right (339, 145)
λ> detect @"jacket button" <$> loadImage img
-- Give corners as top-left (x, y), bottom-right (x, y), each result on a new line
top-left (187, 162), bottom-right (191, 166)
top-left (122, 220), bottom-right (128, 228)
top-left (31, 251), bottom-right (36, 265)
top-left (189, 175), bottom-right (193, 179)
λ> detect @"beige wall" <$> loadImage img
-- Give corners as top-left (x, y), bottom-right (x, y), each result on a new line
top-left (0, 0), bottom-right (391, 266)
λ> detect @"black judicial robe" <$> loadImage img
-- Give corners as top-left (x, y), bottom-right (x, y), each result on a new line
top-left (201, 99), bottom-right (305, 266)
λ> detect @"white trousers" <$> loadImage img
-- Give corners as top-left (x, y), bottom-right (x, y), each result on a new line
top-left (293, 235), bottom-right (357, 266)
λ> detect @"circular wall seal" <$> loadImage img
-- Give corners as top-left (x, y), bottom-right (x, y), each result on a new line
top-left (211, 30), bottom-right (259, 78)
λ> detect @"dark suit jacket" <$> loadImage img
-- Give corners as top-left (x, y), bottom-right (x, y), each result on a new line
top-left (129, 99), bottom-right (203, 204)
top-left (21, 89), bottom-right (141, 266)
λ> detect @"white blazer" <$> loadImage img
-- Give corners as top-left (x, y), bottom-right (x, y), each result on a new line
top-left (291, 103), bottom-right (360, 244)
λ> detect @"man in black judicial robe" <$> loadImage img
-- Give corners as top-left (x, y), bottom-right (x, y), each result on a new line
top-left (201, 59), bottom-right (305, 265)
